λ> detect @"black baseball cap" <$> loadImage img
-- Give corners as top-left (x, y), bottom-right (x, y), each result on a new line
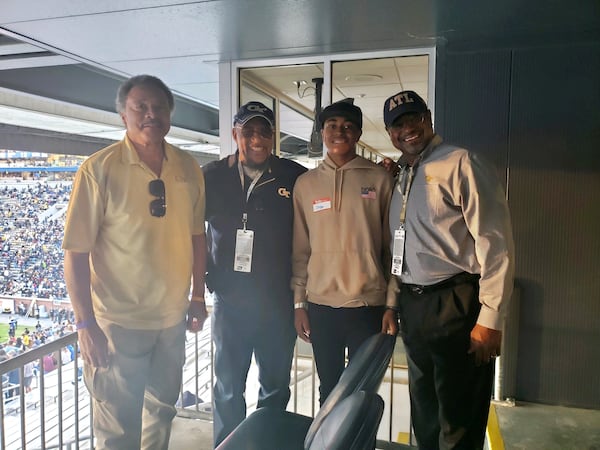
top-left (383, 90), bottom-right (428, 128)
top-left (318, 98), bottom-right (362, 130)
top-left (233, 101), bottom-right (275, 128)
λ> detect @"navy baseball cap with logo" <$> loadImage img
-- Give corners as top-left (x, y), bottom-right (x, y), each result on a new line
top-left (383, 90), bottom-right (428, 128)
top-left (318, 98), bottom-right (362, 130)
top-left (233, 101), bottom-right (275, 128)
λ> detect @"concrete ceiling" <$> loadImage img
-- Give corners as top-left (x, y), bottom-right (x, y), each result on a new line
top-left (1, 1), bottom-right (598, 160)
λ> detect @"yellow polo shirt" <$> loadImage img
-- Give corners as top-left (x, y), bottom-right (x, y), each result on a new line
top-left (62, 136), bottom-right (205, 330)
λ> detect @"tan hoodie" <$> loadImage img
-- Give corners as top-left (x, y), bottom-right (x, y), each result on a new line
top-left (291, 154), bottom-right (393, 308)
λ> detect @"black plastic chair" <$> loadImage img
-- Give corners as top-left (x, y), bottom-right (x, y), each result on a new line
top-left (215, 332), bottom-right (396, 450)
top-left (308, 390), bottom-right (384, 450)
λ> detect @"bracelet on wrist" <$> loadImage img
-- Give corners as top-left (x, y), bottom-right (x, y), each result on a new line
top-left (76, 318), bottom-right (96, 330)
top-left (191, 296), bottom-right (205, 303)
top-left (294, 302), bottom-right (309, 310)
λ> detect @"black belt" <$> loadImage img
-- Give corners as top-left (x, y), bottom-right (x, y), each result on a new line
top-left (402, 272), bottom-right (479, 295)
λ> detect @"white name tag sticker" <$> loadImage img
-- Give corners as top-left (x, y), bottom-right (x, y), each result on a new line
top-left (234, 229), bottom-right (254, 272)
top-left (312, 198), bottom-right (332, 212)
top-left (391, 227), bottom-right (406, 276)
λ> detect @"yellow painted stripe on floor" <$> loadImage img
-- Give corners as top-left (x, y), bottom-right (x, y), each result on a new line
top-left (486, 403), bottom-right (505, 450)
top-left (396, 431), bottom-right (410, 444)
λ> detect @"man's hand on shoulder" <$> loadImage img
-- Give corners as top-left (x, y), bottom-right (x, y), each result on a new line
top-left (379, 157), bottom-right (399, 177)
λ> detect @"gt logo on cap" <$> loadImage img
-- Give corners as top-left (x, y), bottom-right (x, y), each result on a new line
top-left (247, 104), bottom-right (268, 113)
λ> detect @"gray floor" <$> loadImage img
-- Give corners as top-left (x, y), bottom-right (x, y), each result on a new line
top-left (495, 401), bottom-right (600, 450)
top-left (169, 416), bottom-right (213, 450)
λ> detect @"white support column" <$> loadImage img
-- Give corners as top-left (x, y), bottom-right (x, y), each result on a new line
top-left (218, 61), bottom-right (234, 158)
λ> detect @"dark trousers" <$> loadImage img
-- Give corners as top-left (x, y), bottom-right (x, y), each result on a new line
top-left (308, 303), bottom-right (384, 405)
top-left (212, 293), bottom-right (296, 447)
top-left (398, 274), bottom-right (494, 450)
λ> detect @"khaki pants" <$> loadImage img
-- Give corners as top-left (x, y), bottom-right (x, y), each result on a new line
top-left (84, 321), bottom-right (186, 450)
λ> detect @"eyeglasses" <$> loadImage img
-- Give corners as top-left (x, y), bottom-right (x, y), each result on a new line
top-left (149, 179), bottom-right (166, 217)
top-left (236, 125), bottom-right (274, 139)
top-left (389, 112), bottom-right (425, 131)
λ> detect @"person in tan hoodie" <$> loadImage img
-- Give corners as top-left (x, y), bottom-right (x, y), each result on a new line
top-left (291, 98), bottom-right (398, 405)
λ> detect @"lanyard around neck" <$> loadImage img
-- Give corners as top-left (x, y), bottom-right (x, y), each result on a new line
top-left (237, 157), bottom-right (264, 202)
top-left (398, 165), bottom-right (414, 224)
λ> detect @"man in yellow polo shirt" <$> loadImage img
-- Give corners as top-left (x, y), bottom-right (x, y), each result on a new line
top-left (62, 75), bottom-right (207, 450)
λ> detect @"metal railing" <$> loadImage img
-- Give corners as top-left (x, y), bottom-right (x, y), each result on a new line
top-left (2, 321), bottom-right (415, 449)
top-left (1, 333), bottom-right (91, 450)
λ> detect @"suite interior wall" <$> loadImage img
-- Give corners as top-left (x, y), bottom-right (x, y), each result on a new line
top-left (435, 41), bottom-right (600, 409)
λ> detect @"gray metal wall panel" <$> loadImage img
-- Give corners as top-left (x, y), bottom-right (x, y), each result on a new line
top-left (509, 43), bottom-right (600, 408)
top-left (439, 49), bottom-right (512, 176)
top-left (440, 42), bottom-right (600, 408)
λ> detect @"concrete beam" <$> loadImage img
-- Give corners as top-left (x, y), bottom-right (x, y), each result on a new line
top-left (0, 64), bottom-right (220, 136)
top-left (0, 123), bottom-right (113, 156)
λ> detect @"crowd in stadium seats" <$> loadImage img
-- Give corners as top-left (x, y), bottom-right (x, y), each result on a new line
top-left (5, 317), bottom-right (75, 350)
top-left (1, 319), bottom-right (77, 399)
top-left (1, 176), bottom-right (79, 402)
top-left (0, 181), bottom-right (72, 299)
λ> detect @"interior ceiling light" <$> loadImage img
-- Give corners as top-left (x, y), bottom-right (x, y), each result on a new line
top-left (344, 74), bottom-right (383, 83)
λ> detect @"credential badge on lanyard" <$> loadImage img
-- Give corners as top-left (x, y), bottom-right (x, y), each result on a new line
top-left (235, 158), bottom-right (264, 273)
top-left (234, 212), bottom-right (254, 272)
top-left (391, 224), bottom-right (406, 276)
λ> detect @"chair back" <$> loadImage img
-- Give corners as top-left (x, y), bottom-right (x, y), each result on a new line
top-left (304, 332), bottom-right (396, 449)
top-left (307, 391), bottom-right (384, 450)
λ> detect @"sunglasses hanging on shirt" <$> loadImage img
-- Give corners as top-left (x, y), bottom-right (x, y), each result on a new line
top-left (149, 179), bottom-right (166, 217)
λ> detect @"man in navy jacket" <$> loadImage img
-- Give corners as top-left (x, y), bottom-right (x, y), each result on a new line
top-left (203, 101), bottom-right (306, 447)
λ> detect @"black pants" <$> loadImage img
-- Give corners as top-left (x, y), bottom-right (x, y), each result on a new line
top-left (308, 303), bottom-right (384, 405)
top-left (398, 274), bottom-right (494, 450)
top-left (212, 293), bottom-right (296, 447)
